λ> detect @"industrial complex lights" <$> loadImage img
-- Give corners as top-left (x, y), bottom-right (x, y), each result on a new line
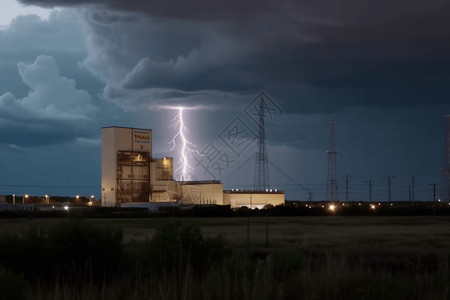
top-left (169, 107), bottom-right (201, 181)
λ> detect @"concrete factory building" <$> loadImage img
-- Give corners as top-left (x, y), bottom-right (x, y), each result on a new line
top-left (101, 126), bottom-right (284, 208)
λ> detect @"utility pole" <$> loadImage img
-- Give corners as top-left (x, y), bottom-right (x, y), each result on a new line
top-left (368, 179), bottom-right (374, 203)
top-left (343, 175), bottom-right (351, 204)
top-left (408, 186), bottom-right (412, 206)
top-left (432, 183), bottom-right (437, 214)
top-left (387, 175), bottom-right (394, 203)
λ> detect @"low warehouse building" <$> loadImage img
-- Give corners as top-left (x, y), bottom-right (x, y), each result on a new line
top-left (224, 190), bottom-right (285, 209)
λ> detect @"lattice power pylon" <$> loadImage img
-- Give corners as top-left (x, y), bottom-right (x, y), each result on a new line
top-left (440, 115), bottom-right (450, 201)
top-left (254, 91), bottom-right (270, 191)
top-left (326, 122), bottom-right (339, 202)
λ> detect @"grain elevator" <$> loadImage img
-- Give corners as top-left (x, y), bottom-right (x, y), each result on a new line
top-left (101, 126), bottom-right (284, 208)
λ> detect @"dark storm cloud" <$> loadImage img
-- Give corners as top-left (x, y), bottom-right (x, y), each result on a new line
top-left (0, 10), bottom-right (125, 148)
top-left (20, 0), bottom-right (450, 43)
top-left (18, 0), bottom-right (276, 19)
top-left (0, 12), bottom-right (87, 97)
top-left (0, 55), bottom-right (98, 146)
top-left (19, 0), bottom-right (450, 114)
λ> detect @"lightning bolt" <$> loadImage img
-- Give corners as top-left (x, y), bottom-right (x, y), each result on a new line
top-left (169, 107), bottom-right (200, 181)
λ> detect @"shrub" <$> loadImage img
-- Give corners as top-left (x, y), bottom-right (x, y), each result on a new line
top-left (0, 220), bottom-right (124, 286)
top-left (134, 222), bottom-right (227, 276)
top-left (46, 219), bottom-right (124, 285)
top-left (0, 264), bottom-right (27, 300)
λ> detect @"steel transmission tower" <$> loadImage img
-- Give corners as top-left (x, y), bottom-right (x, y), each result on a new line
top-left (440, 115), bottom-right (450, 201)
top-left (326, 122), bottom-right (339, 202)
top-left (254, 92), bottom-right (270, 191)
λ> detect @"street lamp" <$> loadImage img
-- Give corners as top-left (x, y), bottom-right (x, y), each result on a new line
top-left (88, 195), bottom-right (94, 206)
top-left (45, 195), bottom-right (49, 205)
top-left (23, 194), bottom-right (28, 204)
top-left (12, 194), bottom-right (15, 205)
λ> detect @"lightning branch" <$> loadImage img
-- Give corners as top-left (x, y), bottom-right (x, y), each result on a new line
top-left (169, 107), bottom-right (201, 181)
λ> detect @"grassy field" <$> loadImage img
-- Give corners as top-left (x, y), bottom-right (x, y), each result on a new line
top-left (1, 216), bottom-right (449, 299)
top-left (2, 215), bottom-right (450, 248)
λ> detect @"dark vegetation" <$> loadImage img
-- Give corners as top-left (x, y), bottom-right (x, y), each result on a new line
top-left (0, 216), bottom-right (449, 299)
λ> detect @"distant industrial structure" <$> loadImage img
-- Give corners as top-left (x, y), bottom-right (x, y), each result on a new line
top-left (325, 122), bottom-right (339, 202)
top-left (101, 126), bottom-right (285, 209)
top-left (254, 91), bottom-right (270, 191)
top-left (440, 115), bottom-right (450, 202)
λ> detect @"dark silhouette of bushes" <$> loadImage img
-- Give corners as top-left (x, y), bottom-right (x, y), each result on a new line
top-left (46, 220), bottom-right (123, 284)
top-left (131, 222), bottom-right (227, 276)
top-left (0, 218), bottom-right (450, 299)
top-left (0, 219), bottom-right (227, 291)
top-left (0, 220), bottom-right (123, 286)
top-left (0, 265), bottom-right (27, 300)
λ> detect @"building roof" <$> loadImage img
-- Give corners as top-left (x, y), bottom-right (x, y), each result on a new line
top-left (102, 126), bottom-right (152, 131)
top-left (180, 180), bottom-right (222, 185)
top-left (224, 190), bottom-right (284, 194)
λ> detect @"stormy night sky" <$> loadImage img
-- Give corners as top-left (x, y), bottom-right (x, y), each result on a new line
top-left (0, 0), bottom-right (449, 202)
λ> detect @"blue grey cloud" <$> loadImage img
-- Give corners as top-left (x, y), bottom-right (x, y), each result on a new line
top-left (0, 55), bottom-right (98, 146)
